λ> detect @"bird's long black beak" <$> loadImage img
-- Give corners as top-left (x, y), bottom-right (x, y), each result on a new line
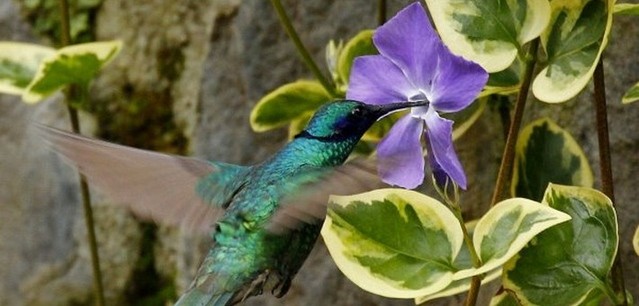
top-left (368, 99), bottom-right (429, 118)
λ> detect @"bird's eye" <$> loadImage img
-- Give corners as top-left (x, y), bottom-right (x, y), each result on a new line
top-left (350, 106), bottom-right (363, 117)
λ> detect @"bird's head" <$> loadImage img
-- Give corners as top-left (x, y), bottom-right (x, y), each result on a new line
top-left (298, 99), bottom-right (426, 141)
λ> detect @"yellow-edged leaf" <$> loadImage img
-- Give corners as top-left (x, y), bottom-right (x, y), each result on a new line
top-left (512, 118), bottom-right (594, 201)
top-left (453, 197), bottom-right (571, 279)
top-left (23, 40), bottom-right (122, 103)
top-left (250, 80), bottom-right (331, 132)
top-left (415, 268), bottom-right (501, 304)
top-left (321, 189), bottom-right (463, 298)
top-left (614, 3), bottom-right (639, 15)
top-left (533, 0), bottom-right (614, 103)
top-left (425, 0), bottom-right (550, 73)
top-left (0, 42), bottom-right (55, 95)
top-left (622, 81), bottom-right (639, 104)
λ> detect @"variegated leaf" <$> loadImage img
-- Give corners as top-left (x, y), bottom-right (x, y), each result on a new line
top-left (23, 40), bottom-right (122, 103)
top-left (532, 0), bottom-right (614, 103)
top-left (0, 42), bottom-right (55, 95)
top-left (622, 81), bottom-right (639, 104)
top-left (250, 80), bottom-right (331, 132)
top-left (321, 189), bottom-right (463, 298)
top-left (613, 3), bottom-right (639, 15)
top-left (512, 118), bottom-right (593, 201)
top-left (504, 184), bottom-right (618, 305)
top-left (453, 197), bottom-right (571, 279)
top-left (425, 0), bottom-right (550, 72)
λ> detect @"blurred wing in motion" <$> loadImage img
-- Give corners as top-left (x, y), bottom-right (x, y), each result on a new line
top-left (37, 125), bottom-right (250, 233)
top-left (267, 159), bottom-right (386, 234)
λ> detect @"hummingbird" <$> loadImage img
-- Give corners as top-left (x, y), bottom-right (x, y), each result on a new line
top-left (39, 99), bottom-right (427, 305)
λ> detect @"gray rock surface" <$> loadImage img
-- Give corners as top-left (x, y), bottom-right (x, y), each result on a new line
top-left (0, 0), bottom-right (637, 305)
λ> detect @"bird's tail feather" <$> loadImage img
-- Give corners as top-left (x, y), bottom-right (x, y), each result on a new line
top-left (174, 287), bottom-right (235, 306)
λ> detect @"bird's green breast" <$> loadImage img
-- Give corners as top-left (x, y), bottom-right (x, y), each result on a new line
top-left (205, 136), bottom-right (358, 293)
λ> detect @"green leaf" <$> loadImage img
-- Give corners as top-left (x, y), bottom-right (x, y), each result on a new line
top-left (321, 189), bottom-right (463, 298)
top-left (614, 3), bottom-right (639, 15)
top-left (633, 224), bottom-right (639, 256)
top-left (454, 198), bottom-right (571, 279)
top-left (325, 39), bottom-right (343, 86)
top-left (580, 290), bottom-right (606, 306)
top-left (512, 118), bottom-right (593, 201)
top-left (415, 268), bottom-right (501, 303)
top-left (504, 184), bottom-right (619, 305)
top-left (322, 187), bottom-right (572, 300)
top-left (490, 290), bottom-right (522, 306)
top-left (0, 42), bottom-right (55, 95)
top-left (337, 30), bottom-right (377, 86)
top-left (250, 80), bottom-right (332, 132)
top-left (487, 62), bottom-right (521, 88)
top-left (475, 198), bottom-right (571, 274)
top-left (622, 81), bottom-right (639, 104)
top-left (23, 40), bottom-right (122, 103)
top-left (533, 0), bottom-right (614, 103)
top-left (287, 112), bottom-right (312, 139)
top-left (425, 0), bottom-right (550, 72)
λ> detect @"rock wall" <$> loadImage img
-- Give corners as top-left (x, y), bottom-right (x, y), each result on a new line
top-left (0, 0), bottom-right (637, 305)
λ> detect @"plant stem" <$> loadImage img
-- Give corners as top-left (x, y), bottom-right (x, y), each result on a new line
top-left (438, 186), bottom-right (482, 306)
top-left (270, 0), bottom-right (337, 97)
top-left (489, 39), bottom-right (539, 207)
top-left (462, 39), bottom-right (539, 306)
top-left (592, 59), bottom-right (627, 306)
top-left (450, 205), bottom-right (481, 268)
top-left (496, 95), bottom-right (512, 141)
top-left (58, 1), bottom-right (105, 305)
top-left (377, 0), bottom-right (387, 25)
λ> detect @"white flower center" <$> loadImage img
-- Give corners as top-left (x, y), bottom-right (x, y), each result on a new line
top-left (408, 92), bottom-right (429, 119)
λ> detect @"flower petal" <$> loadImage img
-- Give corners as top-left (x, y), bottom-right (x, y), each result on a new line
top-left (373, 2), bottom-right (440, 92)
top-left (377, 115), bottom-right (425, 189)
top-left (346, 55), bottom-right (418, 104)
top-left (425, 136), bottom-right (450, 189)
top-left (424, 109), bottom-right (467, 189)
top-left (430, 44), bottom-right (488, 113)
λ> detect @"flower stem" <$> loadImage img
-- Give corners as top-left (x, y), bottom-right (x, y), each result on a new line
top-left (450, 202), bottom-right (481, 268)
top-left (489, 39), bottom-right (539, 207)
top-left (270, 0), bottom-right (337, 97)
top-left (592, 59), bottom-right (627, 306)
top-left (377, 0), bottom-right (387, 25)
top-left (58, 1), bottom-right (105, 305)
top-left (434, 181), bottom-right (483, 306)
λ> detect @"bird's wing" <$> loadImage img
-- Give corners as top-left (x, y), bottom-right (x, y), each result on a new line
top-left (266, 159), bottom-right (386, 234)
top-left (38, 125), bottom-right (250, 233)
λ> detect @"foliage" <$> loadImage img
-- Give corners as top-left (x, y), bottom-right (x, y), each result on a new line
top-left (19, 0), bottom-right (103, 43)
top-left (322, 189), bottom-right (570, 300)
top-left (248, 0), bottom-right (634, 305)
top-left (0, 40), bottom-right (121, 103)
top-left (2, 0), bottom-right (636, 305)
top-left (504, 184), bottom-right (619, 305)
top-left (622, 81), bottom-right (639, 104)
top-left (512, 118), bottom-right (593, 201)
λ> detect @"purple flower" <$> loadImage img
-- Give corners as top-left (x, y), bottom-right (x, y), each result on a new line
top-left (346, 2), bottom-right (487, 190)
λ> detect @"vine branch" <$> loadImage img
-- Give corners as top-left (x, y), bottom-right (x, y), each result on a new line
top-left (377, 0), bottom-right (387, 25)
top-left (58, 1), bottom-right (105, 305)
top-left (463, 39), bottom-right (540, 306)
top-left (270, 0), bottom-right (337, 97)
top-left (593, 59), bottom-right (627, 305)
top-left (489, 39), bottom-right (539, 207)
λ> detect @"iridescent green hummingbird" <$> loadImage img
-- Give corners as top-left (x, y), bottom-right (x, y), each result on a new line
top-left (40, 99), bottom-right (426, 305)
